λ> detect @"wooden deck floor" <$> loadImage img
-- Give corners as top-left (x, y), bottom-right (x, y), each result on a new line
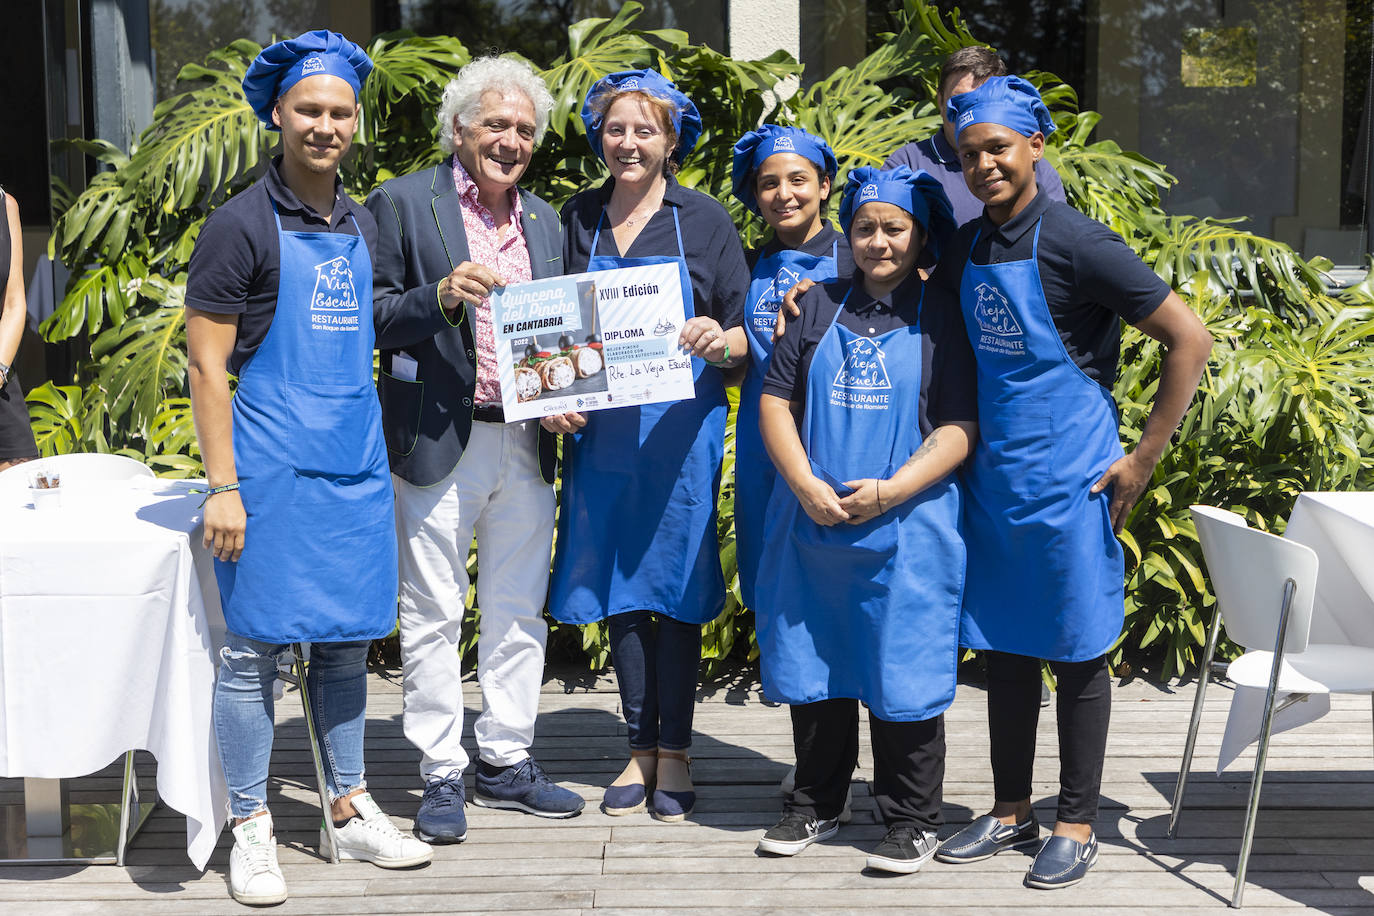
top-left (2, 664), bottom-right (1373, 914)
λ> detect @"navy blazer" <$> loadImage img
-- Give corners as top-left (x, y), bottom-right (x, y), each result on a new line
top-left (367, 157), bottom-right (563, 487)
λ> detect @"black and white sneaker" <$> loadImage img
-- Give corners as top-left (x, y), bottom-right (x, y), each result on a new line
top-left (865, 825), bottom-right (939, 874)
top-left (756, 810), bottom-right (840, 856)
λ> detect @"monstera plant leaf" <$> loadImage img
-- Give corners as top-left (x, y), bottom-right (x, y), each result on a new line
top-left (90, 276), bottom-right (188, 443)
top-left (1143, 215), bottom-right (1330, 315)
top-left (538, 2), bottom-right (684, 142)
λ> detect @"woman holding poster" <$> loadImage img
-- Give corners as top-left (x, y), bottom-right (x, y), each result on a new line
top-left (546, 70), bottom-right (750, 822)
top-left (753, 167), bottom-right (976, 873)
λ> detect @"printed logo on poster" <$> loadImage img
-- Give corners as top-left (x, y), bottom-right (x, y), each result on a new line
top-left (972, 282), bottom-right (1026, 355)
top-left (311, 256), bottom-right (359, 311)
top-left (750, 266), bottom-right (801, 330)
top-left (301, 56), bottom-right (325, 75)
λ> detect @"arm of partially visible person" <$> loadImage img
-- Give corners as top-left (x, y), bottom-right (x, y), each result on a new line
top-left (838, 421), bottom-right (977, 525)
top-left (1091, 291), bottom-right (1211, 532)
top-left (760, 393), bottom-right (848, 526)
top-left (186, 308), bottom-right (246, 562)
top-left (0, 194), bottom-right (25, 380)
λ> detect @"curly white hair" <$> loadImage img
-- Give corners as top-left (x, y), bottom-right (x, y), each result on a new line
top-left (437, 55), bottom-right (554, 153)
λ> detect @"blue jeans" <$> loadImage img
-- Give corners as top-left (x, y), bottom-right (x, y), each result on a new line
top-left (607, 610), bottom-right (700, 751)
top-left (212, 632), bottom-right (370, 819)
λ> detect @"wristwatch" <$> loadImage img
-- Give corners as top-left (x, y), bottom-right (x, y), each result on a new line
top-left (0, 360), bottom-right (9, 387)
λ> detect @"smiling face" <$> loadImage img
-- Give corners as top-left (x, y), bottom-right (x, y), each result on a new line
top-left (272, 74), bottom-right (359, 176)
top-left (601, 95), bottom-right (675, 187)
top-left (453, 89), bottom-right (536, 194)
top-left (957, 121), bottom-right (1044, 224)
top-left (849, 201), bottom-right (923, 296)
top-left (754, 152), bottom-right (831, 247)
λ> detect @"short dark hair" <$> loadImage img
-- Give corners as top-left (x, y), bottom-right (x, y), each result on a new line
top-left (938, 46), bottom-right (1007, 99)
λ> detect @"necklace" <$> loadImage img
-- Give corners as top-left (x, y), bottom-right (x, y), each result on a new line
top-left (613, 193), bottom-right (664, 229)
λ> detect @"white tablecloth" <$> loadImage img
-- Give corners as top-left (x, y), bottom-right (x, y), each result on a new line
top-left (0, 477), bottom-right (229, 868)
top-left (1217, 491), bottom-right (1374, 772)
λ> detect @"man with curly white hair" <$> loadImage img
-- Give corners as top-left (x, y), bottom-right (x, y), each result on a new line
top-left (366, 54), bottom-right (583, 843)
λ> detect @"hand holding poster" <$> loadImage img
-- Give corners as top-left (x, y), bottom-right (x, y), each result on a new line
top-left (491, 262), bottom-right (696, 421)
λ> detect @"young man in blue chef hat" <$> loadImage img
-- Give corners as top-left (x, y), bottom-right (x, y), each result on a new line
top-left (186, 30), bottom-right (432, 906)
top-left (932, 76), bottom-right (1212, 888)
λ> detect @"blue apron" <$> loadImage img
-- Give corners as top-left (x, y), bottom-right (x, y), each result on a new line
top-left (736, 240), bottom-right (839, 612)
top-left (550, 208), bottom-right (728, 625)
top-left (213, 201), bottom-right (397, 643)
top-left (754, 287), bottom-right (965, 721)
top-left (957, 221), bottom-right (1124, 662)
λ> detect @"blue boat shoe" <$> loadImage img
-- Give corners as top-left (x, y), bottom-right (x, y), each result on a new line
top-left (415, 773), bottom-right (467, 843)
top-left (935, 812), bottom-right (1041, 863)
top-left (1025, 832), bottom-right (1098, 889)
top-left (473, 757), bottom-right (586, 818)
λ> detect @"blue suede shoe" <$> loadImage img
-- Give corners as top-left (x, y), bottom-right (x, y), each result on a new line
top-left (1025, 832), bottom-right (1098, 889)
top-left (603, 781), bottom-right (648, 816)
top-left (415, 773), bottom-right (467, 843)
top-left (935, 813), bottom-right (1040, 863)
top-left (473, 757), bottom-right (586, 818)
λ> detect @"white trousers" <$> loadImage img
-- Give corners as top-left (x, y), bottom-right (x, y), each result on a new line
top-left (394, 420), bottom-right (555, 779)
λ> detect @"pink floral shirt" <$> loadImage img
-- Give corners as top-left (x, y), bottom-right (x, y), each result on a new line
top-left (452, 158), bottom-right (532, 406)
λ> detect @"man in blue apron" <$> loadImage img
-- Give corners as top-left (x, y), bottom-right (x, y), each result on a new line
top-left (754, 167), bottom-right (976, 873)
top-left (186, 31), bottom-right (431, 906)
top-left (366, 55), bottom-right (584, 846)
top-left (932, 76), bottom-right (1211, 889)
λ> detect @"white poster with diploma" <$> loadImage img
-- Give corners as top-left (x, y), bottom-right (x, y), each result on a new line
top-left (490, 262), bottom-right (696, 422)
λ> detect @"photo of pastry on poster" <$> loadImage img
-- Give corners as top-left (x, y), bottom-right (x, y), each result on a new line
top-left (491, 262), bottom-right (697, 422)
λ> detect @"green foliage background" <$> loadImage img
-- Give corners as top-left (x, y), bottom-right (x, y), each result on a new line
top-left (29, 1), bottom-right (1374, 677)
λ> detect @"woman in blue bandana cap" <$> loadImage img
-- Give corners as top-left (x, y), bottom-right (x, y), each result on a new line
top-left (545, 70), bottom-right (751, 822)
top-left (729, 124), bottom-right (853, 623)
top-left (932, 75), bottom-right (1211, 889)
top-left (187, 29), bottom-right (430, 906)
top-left (752, 166), bottom-right (977, 873)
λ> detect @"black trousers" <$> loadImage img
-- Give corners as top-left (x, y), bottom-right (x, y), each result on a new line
top-left (789, 698), bottom-right (944, 831)
top-left (986, 650), bottom-right (1111, 825)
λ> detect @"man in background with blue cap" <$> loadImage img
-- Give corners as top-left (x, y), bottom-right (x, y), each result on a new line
top-left (931, 74), bottom-right (1211, 890)
top-left (187, 29), bottom-right (432, 907)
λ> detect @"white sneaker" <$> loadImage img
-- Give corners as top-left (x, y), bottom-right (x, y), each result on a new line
top-left (229, 814), bottom-right (287, 906)
top-left (322, 792), bottom-right (433, 868)
top-left (779, 766), bottom-right (854, 824)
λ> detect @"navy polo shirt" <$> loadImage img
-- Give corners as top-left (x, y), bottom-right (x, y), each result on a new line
top-left (186, 157), bottom-right (379, 375)
top-left (884, 131), bottom-right (1066, 228)
top-left (763, 271), bottom-right (977, 434)
top-left (933, 190), bottom-right (1169, 389)
top-left (746, 223), bottom-right (856, 279)
top-left (561, 176), bottom-right (749, 330)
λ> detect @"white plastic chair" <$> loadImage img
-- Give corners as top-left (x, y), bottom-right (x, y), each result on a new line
top-left (0, 452), bottom-right (155, 483)
top-left (1169, 505), bottom-right (1374, 907)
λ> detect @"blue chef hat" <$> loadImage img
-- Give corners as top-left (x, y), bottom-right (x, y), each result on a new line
top-left (838, 166), bottom-right (955, 258)
top-left (730, 125), bottom-right (838, 216)
top-left (580, 69), bottom-right (703, 165)
top-left (946, 74), bottom-right (1056, 141)
top-left (242, 30), bottom-right (373, 130)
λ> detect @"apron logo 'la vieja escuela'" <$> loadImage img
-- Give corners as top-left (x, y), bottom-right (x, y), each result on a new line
top-left (831, 337), bottom-right (893, 409)
top-left (972, 282), bottom-right (1025, 355)
top-left (750, 266), bottom-right (801, 329)
top-left (310, 255), bottom-right (361, 332)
